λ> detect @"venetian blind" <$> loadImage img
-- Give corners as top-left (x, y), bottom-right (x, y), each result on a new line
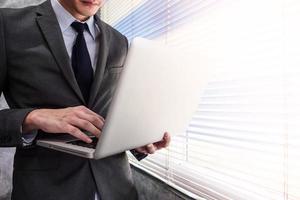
top-left (101, 0), bottom-right (300, 199)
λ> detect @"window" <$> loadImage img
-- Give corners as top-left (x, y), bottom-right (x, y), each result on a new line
top-left (101, 0), bottom-right (300, 199)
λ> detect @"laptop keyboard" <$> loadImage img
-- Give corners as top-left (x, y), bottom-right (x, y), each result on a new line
top-left (67, 137), bottom-right (98, 149)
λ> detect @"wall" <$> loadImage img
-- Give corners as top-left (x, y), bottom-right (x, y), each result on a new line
top-left (0, 0), bottom-right (45, 8)
top-left (0, 97), bottom-right (14, 200)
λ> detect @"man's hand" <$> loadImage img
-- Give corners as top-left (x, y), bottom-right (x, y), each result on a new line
top-left (22, 106), bottom-right (104, 143)
top-left (134, 132), bottom-right (171, 154)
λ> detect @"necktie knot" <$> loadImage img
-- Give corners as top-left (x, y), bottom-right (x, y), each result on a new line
top-left (71, 21), bottom-right (88, 34)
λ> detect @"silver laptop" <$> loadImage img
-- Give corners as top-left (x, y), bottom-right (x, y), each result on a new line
top-left (37, 37), bottom-right (212, 159)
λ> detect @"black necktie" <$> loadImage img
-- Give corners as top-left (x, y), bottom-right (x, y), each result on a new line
top-left (71, 22), bottom-right (94, 103)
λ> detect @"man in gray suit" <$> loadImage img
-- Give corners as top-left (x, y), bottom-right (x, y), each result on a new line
top-left (0, 0), bottom-right (171, 199)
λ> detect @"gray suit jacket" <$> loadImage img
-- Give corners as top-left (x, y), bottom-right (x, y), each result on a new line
top-left (0, 1), bottom-right (140, 199)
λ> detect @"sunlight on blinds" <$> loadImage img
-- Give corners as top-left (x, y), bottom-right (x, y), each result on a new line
top-left (101, 0), bottom-right (300, 199)
top-left (101, 0), bottom-right (144, 25)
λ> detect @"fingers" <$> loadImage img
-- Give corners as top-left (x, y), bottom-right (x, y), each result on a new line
top-left (134, 147), bottom-right (148, 154)
top-left (75, 110), bottom-right (104, 130)
top-left (68, 117), bottom-right (101, 138)
top-left (162, 132), bottom-right (171, 147)
top-left (146, 144), bottom-right (157, 154)
top-left (153, 132), bottom-right (171, 150)
top-left (71, 106), bottom-right (105, 138)
top-left (135, 132), bottom-right (172, 154)
top-left (76, 106), bottom-right (105, 121)
top-left (65, 124), bottom-right (92, 143)
top-left (135, 144), bottom-right (157, 154)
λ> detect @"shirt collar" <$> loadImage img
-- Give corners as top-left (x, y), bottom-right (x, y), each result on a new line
top-left (50, 0), bottom-right (98, 40)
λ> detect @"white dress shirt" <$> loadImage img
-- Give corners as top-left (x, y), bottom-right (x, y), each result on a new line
top-left (51, 0), bottom-right (100, 71)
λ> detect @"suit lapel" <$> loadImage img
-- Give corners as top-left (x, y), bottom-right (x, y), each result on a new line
top-left (88, 16), bottom-right (110, 108)
top-left (36, 1), bottom-right (85, 104)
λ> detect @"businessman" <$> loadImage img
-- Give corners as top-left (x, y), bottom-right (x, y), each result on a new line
top-left (0, 0), bottom-right (171, 199)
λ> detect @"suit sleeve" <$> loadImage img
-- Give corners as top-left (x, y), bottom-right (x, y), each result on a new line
top-left (0, 9), bottom-right (35, 147)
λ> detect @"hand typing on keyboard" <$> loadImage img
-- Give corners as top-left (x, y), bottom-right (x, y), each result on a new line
top-left (22, 106), bottom-right (105, 143)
